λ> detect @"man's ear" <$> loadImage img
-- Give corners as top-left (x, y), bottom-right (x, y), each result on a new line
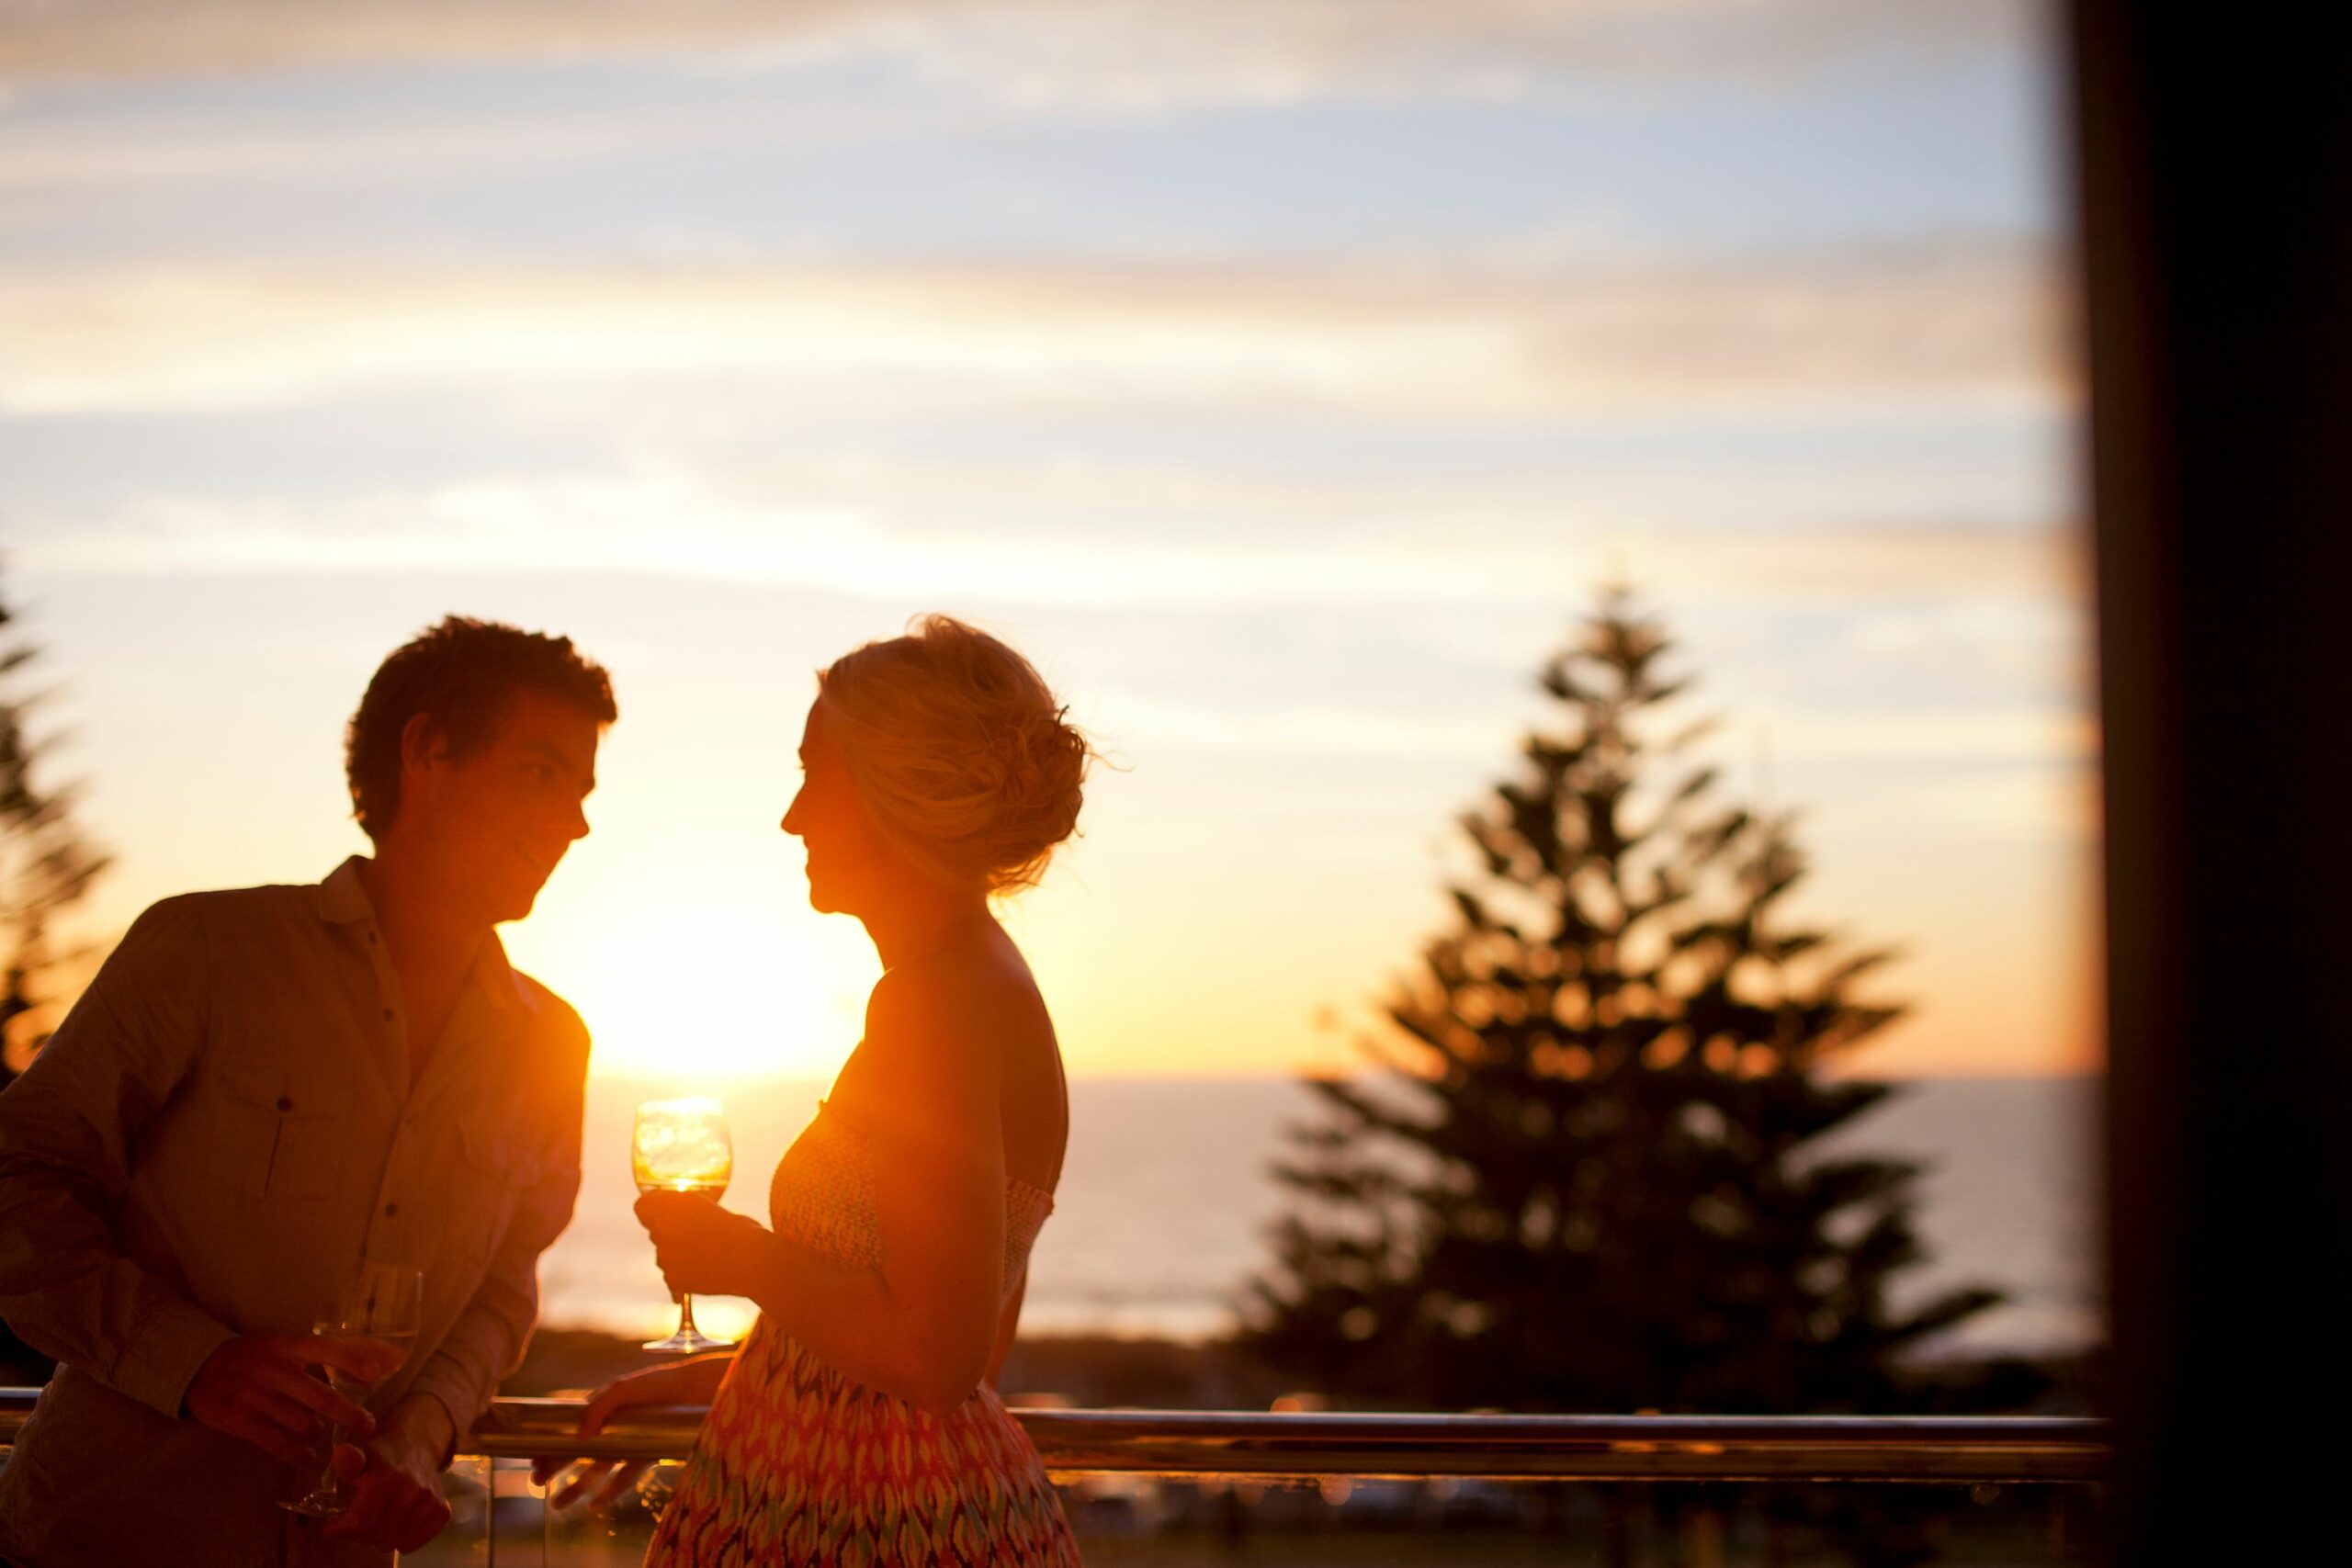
top-left (398, 711), bottom-right (451, 781)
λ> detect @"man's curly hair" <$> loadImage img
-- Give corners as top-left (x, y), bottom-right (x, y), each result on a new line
top-left (345, 616), bottom-right (616, 841)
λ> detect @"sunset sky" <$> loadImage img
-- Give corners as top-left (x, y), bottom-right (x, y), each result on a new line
top-left (0, 0), bottom-right (2094, 1082)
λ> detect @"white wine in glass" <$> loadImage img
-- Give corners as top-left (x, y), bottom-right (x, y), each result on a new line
top-left (633, 1098), bottom-right (734, 1353)
top-left (279, 1261), bottom-right (424, 1518)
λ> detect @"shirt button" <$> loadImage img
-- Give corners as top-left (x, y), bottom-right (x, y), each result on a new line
top-left (277, 1095), bottom-right (294, 1112)
top-left (384, 1201), bottom-right (400, 1218)
top-left (382, 1009), bottom-right (395, 1022)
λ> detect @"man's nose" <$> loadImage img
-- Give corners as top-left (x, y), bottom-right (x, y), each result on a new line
top-left (564, 797), bottom-right (591, 842)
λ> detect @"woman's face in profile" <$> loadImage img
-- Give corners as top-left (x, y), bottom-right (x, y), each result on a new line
top-left (780, 701), bottom-right (897, 914)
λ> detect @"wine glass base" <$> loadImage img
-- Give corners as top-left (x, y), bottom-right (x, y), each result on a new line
top-left (277, 1486), bottom-right (346, 1518)
top-left (643, 1328), bottom-right (733, 1353)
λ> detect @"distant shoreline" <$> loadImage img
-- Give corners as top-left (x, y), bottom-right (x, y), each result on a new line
top-left (550, 1076), bottom-right (2099, 1356)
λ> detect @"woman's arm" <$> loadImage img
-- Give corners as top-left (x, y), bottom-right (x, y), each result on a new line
top-left (645, 1349), bottom-right (737, 1405)
top-left (985, 1267), bottom-right (1028, 1389)
top-left (531, 1349), bottom-right (737, 1507)
top-left (643, 966), bottom-right (1009, 1417)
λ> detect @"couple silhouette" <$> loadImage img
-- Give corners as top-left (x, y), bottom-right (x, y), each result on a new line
top-left (0, 613), bottom-right (1089, 1567)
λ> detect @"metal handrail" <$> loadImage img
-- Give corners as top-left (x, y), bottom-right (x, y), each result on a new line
top-left (1, 1386), bottom-right (2104, 1483)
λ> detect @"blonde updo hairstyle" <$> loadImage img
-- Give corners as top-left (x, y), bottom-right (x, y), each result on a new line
top-left (815, 615), bottom-right (1091, 895)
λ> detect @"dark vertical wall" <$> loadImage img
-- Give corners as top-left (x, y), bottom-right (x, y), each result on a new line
top-left (2067, 5), bottom-right (2352, 1562)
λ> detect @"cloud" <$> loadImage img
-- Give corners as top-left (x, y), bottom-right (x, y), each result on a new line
top-left (1765, 705), bottom-right (2096, 766)
top-left (1090, 686), bottom-right (1515, 761)
top-left (1084, 684), bottom-right (2094, 778)
top-left (1892, 768), bottom-right (2100, 838)
top-left (0, 242), bottom-right (2066, 420)
top-left (0, 97), bottom-right (891, 192)
top-left (0, 0), bottom-right (2040, 101)
top-left (12, 445), bottom-right (2075, 616)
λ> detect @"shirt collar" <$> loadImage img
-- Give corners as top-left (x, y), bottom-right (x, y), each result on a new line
top-left (472, 931), bottom-right (519, 1011)
top-left (316, 854), bottom-right (521, 1011)
top-left (316, 856), bottom-right (374, 925)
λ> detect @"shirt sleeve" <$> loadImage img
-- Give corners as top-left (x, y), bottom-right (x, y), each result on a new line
top-left (407, 1010), bottom-right (589, 1446)
top-left (0, 897), bottom-right (238, 1417)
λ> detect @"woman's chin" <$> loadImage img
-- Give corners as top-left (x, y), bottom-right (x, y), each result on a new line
top-left (802, 863), bottom-right (879, 917)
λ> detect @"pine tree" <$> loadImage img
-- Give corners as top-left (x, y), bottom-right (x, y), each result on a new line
top-left (0, 570), bottom-right (109, 1382)
top-left (0, 574), bottom-right (110, 1083)
top-left (1246, 588), bottom-right (2007, 1419)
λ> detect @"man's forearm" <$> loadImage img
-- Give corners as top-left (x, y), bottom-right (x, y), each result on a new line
top-left (384, 1392), bottom-right (460, 1471)
top-left (0, 1158), bottom-right (236, 1416)
top-left (404, 1242), bottom-right (548, 1448)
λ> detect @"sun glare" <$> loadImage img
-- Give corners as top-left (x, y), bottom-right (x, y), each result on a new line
top-left (519, 890), bottom-right (874, 1083)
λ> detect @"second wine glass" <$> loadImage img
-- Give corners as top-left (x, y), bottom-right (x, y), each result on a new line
top-left (632, 1098), bottom-right (734, 1354)
top-left (279, 1261), bottom-right (424, 1517)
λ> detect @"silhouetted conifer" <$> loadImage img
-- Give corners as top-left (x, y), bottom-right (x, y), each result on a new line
top-left (1244, 588), bottom-right (2030, 1563)
top-left (0, 581), bottom-right (109, 1066)
top-left (0, 571), bottom-right (107, 1382)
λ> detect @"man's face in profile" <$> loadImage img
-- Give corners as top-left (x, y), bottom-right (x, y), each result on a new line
top-left (412, 689), bottom-right (600, 924)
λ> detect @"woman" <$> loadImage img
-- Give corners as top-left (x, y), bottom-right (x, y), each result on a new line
top-left (542, 615), bottom-right (1089, 1565)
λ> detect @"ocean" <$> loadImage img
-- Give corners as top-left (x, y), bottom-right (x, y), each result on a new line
top-left (546, 1075), bottom-right (2099, 1355)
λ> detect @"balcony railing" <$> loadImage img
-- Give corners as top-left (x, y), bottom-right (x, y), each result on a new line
top-left (2, 1386), bottom-right (2105, 1483)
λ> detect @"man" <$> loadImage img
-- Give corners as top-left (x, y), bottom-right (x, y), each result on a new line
top-left (0, 616), bottom-right (614, 1566)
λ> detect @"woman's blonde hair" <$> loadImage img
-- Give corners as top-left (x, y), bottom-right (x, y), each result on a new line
top-left (816, 615), bottom-right (1091, 894)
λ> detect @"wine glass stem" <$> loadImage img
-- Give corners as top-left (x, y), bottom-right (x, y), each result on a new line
top-left (677, 1293), bottom-right (702, 1340)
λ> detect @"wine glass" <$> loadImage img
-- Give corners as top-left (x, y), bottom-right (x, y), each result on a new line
top-left (633, 1098), bottom-right (734, 1353)
top-left (279, 1261), bottom-right (424, 1517)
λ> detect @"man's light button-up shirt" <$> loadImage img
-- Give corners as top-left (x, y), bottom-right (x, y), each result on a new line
top-left (0, 857), bottom-right (590, 1568)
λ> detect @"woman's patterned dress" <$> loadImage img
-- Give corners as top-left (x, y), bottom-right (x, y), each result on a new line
top-left (644, 1102), bottom-right (1080, 1567)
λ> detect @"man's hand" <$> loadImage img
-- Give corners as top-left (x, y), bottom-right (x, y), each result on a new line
top-left (322, 1396), bottom-right (455, 1552)
top-left (184, 1333), bottom-right (400, 1465)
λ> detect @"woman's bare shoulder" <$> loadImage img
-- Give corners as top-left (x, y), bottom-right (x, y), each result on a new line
top-left (850, 955), bottom-right (1013, 1126)
top-left (852, 942), bottom-right (1054, 1140)
top-left (870, 938), bottom-right (1044, 1043)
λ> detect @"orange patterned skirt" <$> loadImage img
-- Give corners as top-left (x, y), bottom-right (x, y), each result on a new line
top-left (643, 1318), bottom-right (1080, 1567)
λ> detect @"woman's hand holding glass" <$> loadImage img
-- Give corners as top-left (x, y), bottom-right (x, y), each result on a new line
top-left (637, 1190), bottom-right (779, 1297)
top-left (632, 1099), bottom-right (735, 1353)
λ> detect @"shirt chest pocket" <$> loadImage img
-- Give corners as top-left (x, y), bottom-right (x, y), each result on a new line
top-left (451, 1118), bottom-right (545, 1264)
top-left (216, 1055), bottom-right (356, 1203)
